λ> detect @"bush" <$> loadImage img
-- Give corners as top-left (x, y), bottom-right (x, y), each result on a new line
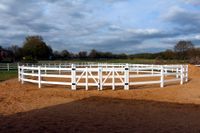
top-left (189, 56), bottom-right (200, 64)
top-left (155, 56), bottom-right (165, 64)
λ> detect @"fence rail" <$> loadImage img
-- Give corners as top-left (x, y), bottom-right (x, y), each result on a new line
top-left (18, 63), bottom-right (188, 90)
top-left (0, 63), bottom-right (19, 71)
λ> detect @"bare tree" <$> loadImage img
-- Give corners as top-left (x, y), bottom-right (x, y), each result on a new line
top-left (78, 51), bottom-right (87, 59)
top-left (174, 40), bottom-right (194, 60)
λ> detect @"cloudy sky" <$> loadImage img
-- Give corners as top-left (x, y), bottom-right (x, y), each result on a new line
top-left (0, 0), bottom-right (200, 53)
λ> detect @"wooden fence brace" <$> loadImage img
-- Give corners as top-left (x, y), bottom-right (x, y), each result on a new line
top-left (85, 67), bottom-right (88, 90)
top-left (112, 66), bottom-right (115, 90)
top-left (160, 66), bottom-right (164, 88)
top-left (180, 65), bottom-right (183, 85)
top-left (38, 66), bottom-right (41, 88)
top-left (71, 64), bottom-right (76, 90)
top-left (98, 66), bottom-right (103, 90)
top-left (124, 64), bottom-right (129, 90)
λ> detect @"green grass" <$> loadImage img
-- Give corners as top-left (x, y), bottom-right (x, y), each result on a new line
top-left (0, 70), bottom-right (17, 82)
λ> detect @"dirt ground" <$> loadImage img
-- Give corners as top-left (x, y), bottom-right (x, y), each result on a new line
top-left (1, 65), bottom-right (200, 133)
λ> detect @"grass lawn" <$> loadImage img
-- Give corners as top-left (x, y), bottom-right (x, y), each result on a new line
top-left (0, 70), bottom-right (17, 81)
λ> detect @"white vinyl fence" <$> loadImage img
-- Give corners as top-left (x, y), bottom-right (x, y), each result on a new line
top-left (0, 63), bottom-right (19, 71)
top-left (18, 63), bottom-right (188, 90)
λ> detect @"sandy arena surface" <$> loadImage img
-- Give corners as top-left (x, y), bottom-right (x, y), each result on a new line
top-left (1, 65), bottom-right (200, 132)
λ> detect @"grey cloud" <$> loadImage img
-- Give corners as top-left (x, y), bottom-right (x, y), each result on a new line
top-left (105, 0), bottom-right (128, 3)
top-left (164, 8), bottom-right (200, 34)
top-left (57, 28), bottom-right (178, 53)
top-left (0, 0), bottom-right (200, 53)
top-left (85, 38), bottom-right (142, 52)
top-left (166, 10), bottom-right (200, 26)
top-left (69, 12), bottom-right (85, 19)
top-left (183, 0), bottom-right (200, 5)
top-left (1, 0), bottom-right (158, 53)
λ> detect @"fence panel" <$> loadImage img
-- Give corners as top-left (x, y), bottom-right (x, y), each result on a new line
top-left (18, 63), bottom-right (188, 90)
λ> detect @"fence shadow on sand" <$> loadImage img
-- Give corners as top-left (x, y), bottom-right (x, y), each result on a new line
top-left (1, 96), bottom-right (200, 133)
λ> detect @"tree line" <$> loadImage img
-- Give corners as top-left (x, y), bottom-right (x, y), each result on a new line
top-left (0, 35), bottom-right (200, 64)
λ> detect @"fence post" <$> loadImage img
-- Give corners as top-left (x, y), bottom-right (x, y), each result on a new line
top-left (32, 64), bottom-right (34, 74)
top-left (164, 68), bottom-right (167, 77)
top-left (21, 65), bottom-right (24, 84)
top-left (38, 66), bottom-right (41, 88)
top-left (59, 64), bottom-right (61, 74)
top-left (106, 64), bottom-right (108, 74)
top-left (112, 66), bottom-right (115, 90)
top-left (176, 67), bottom-right (179, 78)
top-left (44, 64), bottom-right (47, 75)
top-left (7, 63), bottom-right (9, 71)
top-left (180, 65), bottom-right (183, 85)
top-left (151, 64), bottom-right (154, 75)
top-left (124, 64), bottom-right (129, 90)
top-left (160, 66), bottom-right (164, 88)
top-left (85, 67), bottom-right (88, 90)
top-left (98, 66), bottom-right (103, 90)
top-left (185, 65), bottom-right (188, 82)
top-left (71, 64), bottom-right (76, 90)
top-left (121, 64), bottom-right (123, 74)
top-left (18, 65), bottom-right (20, 82)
